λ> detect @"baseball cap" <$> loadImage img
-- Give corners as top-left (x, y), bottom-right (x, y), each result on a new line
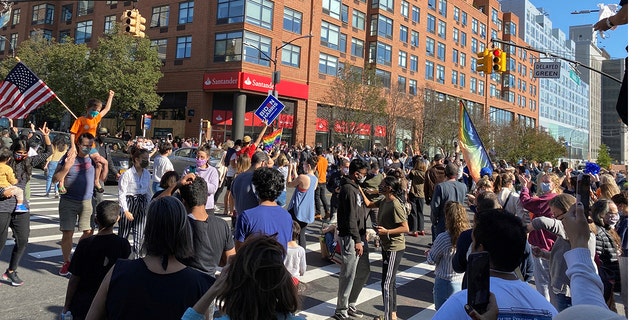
top-left (243, 135), bottom-right (252, 143)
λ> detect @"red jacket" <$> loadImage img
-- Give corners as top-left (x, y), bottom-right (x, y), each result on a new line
top-left (520, 186), bottom-right (557, 251)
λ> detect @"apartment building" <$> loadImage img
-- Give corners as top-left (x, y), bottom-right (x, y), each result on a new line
top-left (0, 0), bottom-right (539, 148)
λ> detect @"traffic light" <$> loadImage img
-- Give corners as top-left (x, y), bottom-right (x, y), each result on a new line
top-left (476, 49), bottom-right (493, 74)
top-left (492, 48), bottom-right (507, 72)
top-left (121, 9), bottom-right (146, 38)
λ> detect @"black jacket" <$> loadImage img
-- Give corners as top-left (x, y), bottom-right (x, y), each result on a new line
top-left (337, 176), bottom-right (366, 243)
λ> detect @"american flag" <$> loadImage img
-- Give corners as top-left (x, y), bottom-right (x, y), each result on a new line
top-left (0, 62), bottom-right (57, 119)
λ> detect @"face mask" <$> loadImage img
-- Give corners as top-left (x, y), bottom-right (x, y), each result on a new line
top-left (80, 147), bottom-right (91, 155)
top-left (546, 168), bottom-right (552, 173)
top-left (342, 168), bottom-right (349, 175)
top-left (13, 153), bottom-right (26, 161)
top-left (607, 213), bottom-right (620, 227)
top-left (140, 159), bottom-right (149, 168)
top-left (196, 159), bottom-right (207, 167)
top-left (89, 111), bottom-right (99, 118)
top-left (539, 182), bottom-right (552, 194)
top-left (358, 174), bottom-right (366, 184)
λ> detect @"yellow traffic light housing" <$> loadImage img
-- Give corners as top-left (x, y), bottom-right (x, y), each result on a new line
top-left (476, 49), bottom-right (493, 74)
top-left (492, 48), bottom-right (507, 73)
top-left (121, 9), bottom-right (146, 38)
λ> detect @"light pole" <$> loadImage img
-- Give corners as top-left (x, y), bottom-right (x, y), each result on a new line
top-left (244, 33), bottom-right (312, 98)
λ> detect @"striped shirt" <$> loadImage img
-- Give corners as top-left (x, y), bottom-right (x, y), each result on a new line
top-left (426, 231), bottom-right (464, 282)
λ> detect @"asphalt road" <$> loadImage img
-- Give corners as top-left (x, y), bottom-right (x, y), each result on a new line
top-left (0, 171), bottom-right (625, 319)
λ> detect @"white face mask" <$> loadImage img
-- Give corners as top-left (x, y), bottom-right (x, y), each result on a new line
top-left (607, 213), bottom-right (620, 227)
top-left (539, 182), bottom-right (552, 193)
top-left (358, 175), bottom-right (366, 183)
top-left (342, 168), bottom-right (349, 175)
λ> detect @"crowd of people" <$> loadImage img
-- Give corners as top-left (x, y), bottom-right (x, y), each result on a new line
top-left (0, 103), bottom-right (630, 319)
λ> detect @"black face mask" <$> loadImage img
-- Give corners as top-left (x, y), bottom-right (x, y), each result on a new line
top-left (140, 159), bottom-right (149, 168)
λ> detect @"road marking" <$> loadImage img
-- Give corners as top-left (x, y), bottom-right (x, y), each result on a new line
top-left (6, 232), bottom-right (84, 247)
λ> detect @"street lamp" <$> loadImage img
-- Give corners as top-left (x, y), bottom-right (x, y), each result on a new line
top-left (244, 33), bottom-right (312, 98)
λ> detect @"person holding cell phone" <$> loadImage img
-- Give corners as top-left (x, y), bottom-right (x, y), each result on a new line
top-left (433, 210), bottom-right (557, 319)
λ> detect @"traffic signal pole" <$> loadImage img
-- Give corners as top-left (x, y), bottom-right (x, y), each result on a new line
top-left (490, 38), bottom-right (621, 83)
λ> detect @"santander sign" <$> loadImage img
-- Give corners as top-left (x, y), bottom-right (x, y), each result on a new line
top-left (203, 71), bottom-right (308, 99)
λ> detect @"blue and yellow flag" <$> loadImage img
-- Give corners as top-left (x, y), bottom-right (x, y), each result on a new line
top-left (458, 101), bottom-right (492, 182)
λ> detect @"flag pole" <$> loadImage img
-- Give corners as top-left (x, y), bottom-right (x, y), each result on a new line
top-left (55, 96), bottom-right (78, 119)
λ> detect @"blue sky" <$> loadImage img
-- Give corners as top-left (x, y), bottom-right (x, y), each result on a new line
top-left (527, 1), bottom-right (628, 59)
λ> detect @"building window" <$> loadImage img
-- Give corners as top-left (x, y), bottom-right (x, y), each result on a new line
top-left (370, 14), bottom-right (393, 39)
top-left (372, 0), bottom-right (394, 13)
top-left (460, 31), bottom-right (467, 46)
top-left (11, 8), bottom-right (20, 25)
top-left (283, 7), bottom-right (302, 34)
top-left (106, 1), bottom-right (118, 4)
top-left (281, 44), bottom-right (301, 67)
top-left (452, 49), bottom-right (458, 64)
top-left (410, 55), bottom-right (418, 72)
top-left (59, 30), bottom-right (71, 42)
top-left (437, 20), bottom-right (446, 39)
top-left (10, 33), bottom-right (18, 51)
top-left (453, 28), bottom-right (459, 43)
top-left (398, 50), bottom-right (407, 68)
top-left (397, 76), bottom-right (406, 92)
top-left (151, 5), bottom-right (170, 28)
top-left (77, 1), bottom-right (94, 17)
top-left (0, 38), bottom-right (4, 52)
top-left (411, 6), bottom-right (420, 23)
top-left (409, 79), bottom-right (417, 95)
top-left (438, 0), bottom-right (447, 17)
top-left (479, 80), bottom-right (485, 95)
top-left (437, 42), bottom-right (445, 61)
top-left (214, 31), bottom-right (242, 62)
top-left (471, 57), bottom-right (477, 72)
top-left (471, 38), bottom-right (477, 53)
top-left (461, 11), bottom-right (467, 26)
top-left (341, 4), bottom-right (349, 24)
top-left (104, 15), bottom-right (116, 32)
top-left (178, 1), bottom-right (194, 24)
top-left (410, 30), bottom-right (419, 46)
top-left (460, 73), bottom-right (465, 87)
top-left (460, 52), bottom-right (466, 67)
top-left (401, 0), bottom-right (409, 18)
top-left (369, 41), bottom-right (392, 66)
top-left (428, 0), bottom-right (436, 10)
top-left (32, 4), bottom-right (54, 25)
top-left (75, 20), bottom-right (92, 44)
top-left (150, 39), bottom-right (168, 61)
top-left (426, 37), bottom-right (435, 56)
top-left (176, 36), bottom-right (192, 59)
top-left (246, 0), bottom-right (273, 29)
top-left (453, 6), bottom-right (459, 22)
top-left (436, 64), bottom-right (445, 84)
top-left (351, 37), bottom-right (364, 57)
top-left (319, 52), bottom-right (339, 76)
top-left (244, 32), bottom-right (271, 66)
top-left (470, 77), bottom-right (477, 93)
top-left (352, 10), bottom-right (365, 30)
top-left (339, 33), bottom-right (347, 53)
top-left (471, 18), bottom-right (478, 34)
top-left (217, 0), bottom-right (244, 24)
top-left (491, 8), bottom-right (499, 24)
top-left (376, 69), bottom-right (391, 88)
top-left (322, 0), bottom-right (341, 19)
top-left (451, 70), bottom-right (458, 85)
top-left (399, 25), bottom-right (408, 43)
top-left (425, 60), bottom-right (434, 80)
top-left (427, 14), bottom-right (435, 33)
top-left (30, 29), bottom-right (53, 41)
top-left (480, 23), bottom-right (486, 39)
top-left (321, 20), bottom-right (341, 50)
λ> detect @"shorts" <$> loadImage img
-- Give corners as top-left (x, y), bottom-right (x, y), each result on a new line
top-left (224, 176), bottom-right (234, 188)
top-left (59, 197), bottom-right (93, 231)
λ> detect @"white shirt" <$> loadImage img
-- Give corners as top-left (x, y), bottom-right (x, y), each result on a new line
top-left (118, 166), bottom-right (153, 212)
top-left (152, 154), bottom-right (174, 183)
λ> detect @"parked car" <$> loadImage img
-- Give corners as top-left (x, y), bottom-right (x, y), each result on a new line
top-left (168, 147), bottom-right (224, 176)
top-left (101, 137), bottom-right (131, 185)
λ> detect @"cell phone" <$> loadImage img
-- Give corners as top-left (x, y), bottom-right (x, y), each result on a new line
top-left (467, 251), bottom-right (490, 314)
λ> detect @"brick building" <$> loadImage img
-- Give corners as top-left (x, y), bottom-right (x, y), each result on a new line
top-left (0, 0), bottom-right (539, 149)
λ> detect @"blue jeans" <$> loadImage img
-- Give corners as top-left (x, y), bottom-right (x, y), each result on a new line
top-left (45, 161), bottom-right (59, 195)
top-left (433, 277), bottom-right (462, 310)
top-left (554, 292), bottom-right (572, 312)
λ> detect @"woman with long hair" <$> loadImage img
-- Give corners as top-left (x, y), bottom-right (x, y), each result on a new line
top-left (44, 135), bottom-right (68, 198)
top-left (87, 196), bottom-right (215, 319)
top-left (228, 153), bottom-right (251, 228)
top-left (426, 201), bottom-right (470, 309)
top-left (596, 174), bottom-right (620, 200)
top-left (590, 198), bottom-right (622, 311)
top-left (182, 234), bottom-right (303, 320)
top-left (360, 175), bottom-right (409, 320)
top-left (407, 158), bottom-right (427, 236)
top-left (117, 147), bottom-right (153, 258)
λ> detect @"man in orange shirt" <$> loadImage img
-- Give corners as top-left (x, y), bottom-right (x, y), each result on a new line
top-left (57, 90), bottom-right (114, 194)
top-left (314, 147), bottom-right (331, 221)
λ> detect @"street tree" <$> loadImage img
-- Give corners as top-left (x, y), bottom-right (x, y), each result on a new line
top-left (383, 82), bottom-right (421, 152)
top-left (596, 143), bottom-right (613, 169)
top-left (321, 63), bottom-right (385, 149)
top-left (421, 87), bottom-right (460, 158)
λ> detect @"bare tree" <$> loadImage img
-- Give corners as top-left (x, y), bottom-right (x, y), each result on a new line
top-left (421, 86), bottom-right (459, 158)
top-left (383, 82), bottom-right (421, 152)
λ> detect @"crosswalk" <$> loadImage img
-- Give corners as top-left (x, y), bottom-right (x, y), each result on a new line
top-left (7, 179), bottom-right (441, 319)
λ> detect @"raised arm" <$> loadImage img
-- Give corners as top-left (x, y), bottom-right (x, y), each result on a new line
top-left (99, 90), bottom-right (115, 118)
